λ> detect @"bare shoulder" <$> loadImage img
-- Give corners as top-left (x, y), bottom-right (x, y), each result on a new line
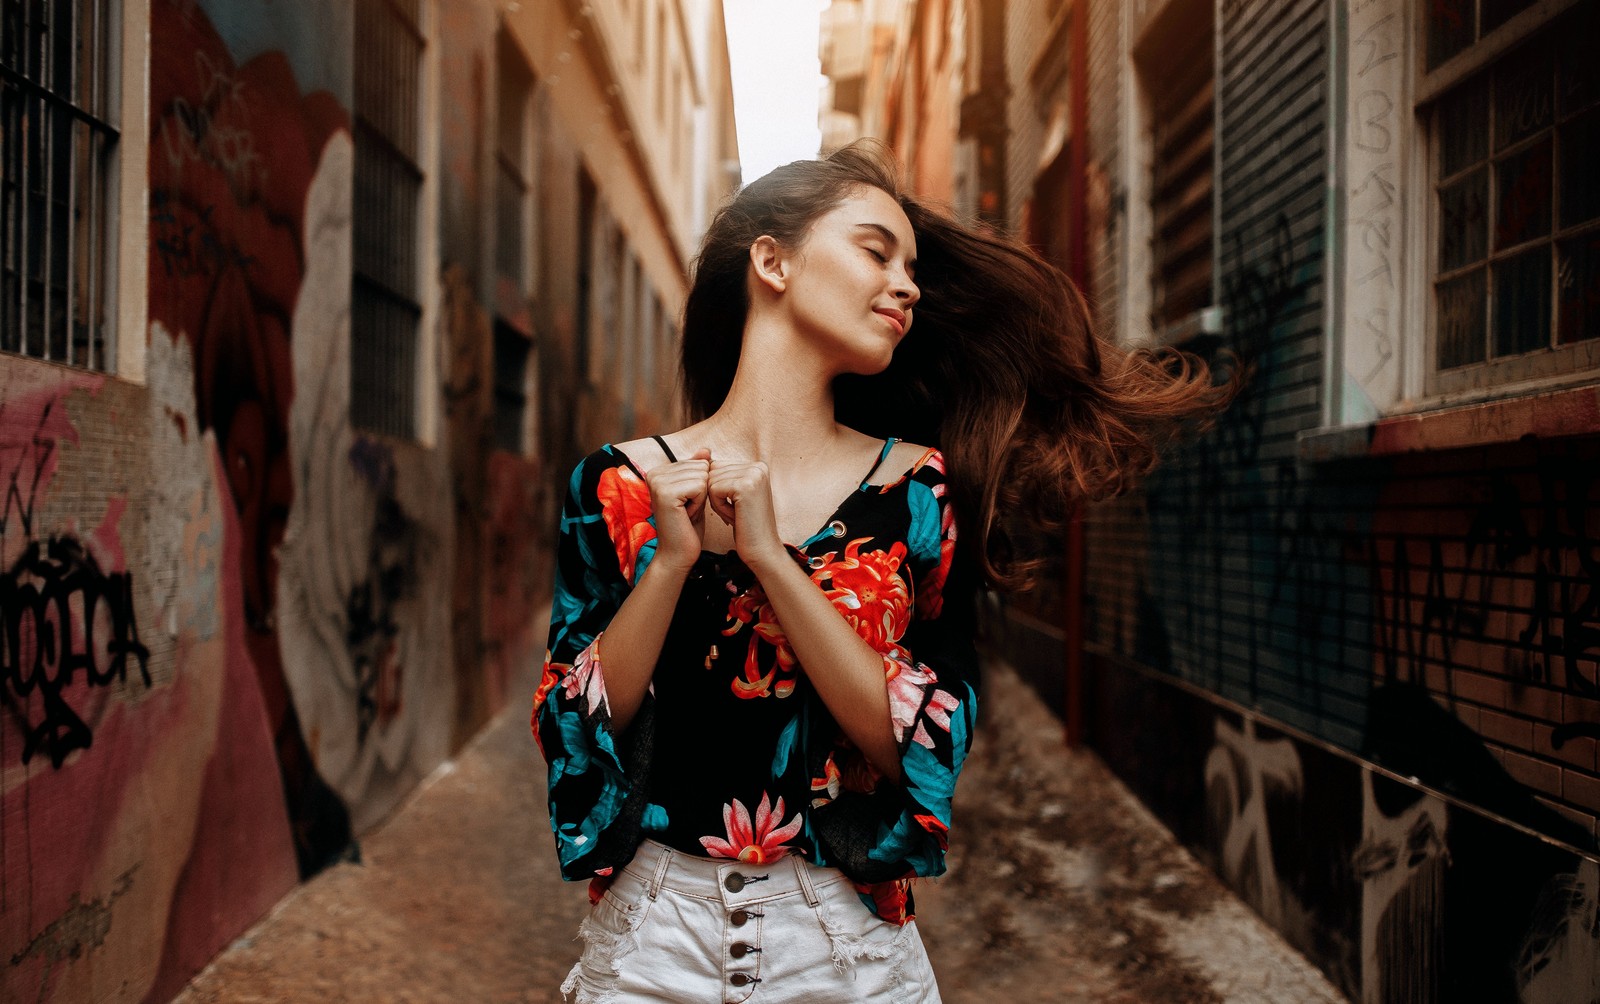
top-left (610, 435), bottom-right (673, 474)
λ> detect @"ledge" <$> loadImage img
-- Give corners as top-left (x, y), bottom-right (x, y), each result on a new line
top-left (1297, 384), bottom-right (1600, 462)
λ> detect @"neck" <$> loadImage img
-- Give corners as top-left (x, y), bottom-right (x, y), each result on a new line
top-left (701, 315), bottom-right (844, 466)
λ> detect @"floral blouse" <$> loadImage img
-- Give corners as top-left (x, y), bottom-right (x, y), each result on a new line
top-left (531, 437), bottom-right (980, 925)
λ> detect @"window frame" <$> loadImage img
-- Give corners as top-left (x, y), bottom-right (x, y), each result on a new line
top-left (0, 0), bottom-right (149, 381)
top-left (349, 0), bottom-right (439, 443)
top-left (1120, 0), bottom-right (1220, 350)
top-left (1420, 0), bottom-right (1600, 399)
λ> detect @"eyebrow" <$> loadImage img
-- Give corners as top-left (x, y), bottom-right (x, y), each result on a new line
top-left (853, 223), bottom-right (917, 271)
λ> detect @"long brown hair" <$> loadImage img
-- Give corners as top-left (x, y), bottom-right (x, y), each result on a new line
top-left (680, 139), bottom-right (1237, 593)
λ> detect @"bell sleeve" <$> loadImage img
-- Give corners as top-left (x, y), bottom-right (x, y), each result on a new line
top-left (531, 449), bottom-right (658, 879)
top-left (803, 455), bottom-right (982, 897)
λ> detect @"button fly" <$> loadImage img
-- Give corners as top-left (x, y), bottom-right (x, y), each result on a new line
top-left (730, 942), bottom-right (753, 958)
top-left (730, 909), bottom-right (749, 926)
top-left (724, 872), bottom-right (745, 893)
top-left (730, 974), bottom-right (756, 987)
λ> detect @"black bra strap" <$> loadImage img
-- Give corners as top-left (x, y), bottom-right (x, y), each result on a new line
top-left (651, 434), bottom-right (678, 463)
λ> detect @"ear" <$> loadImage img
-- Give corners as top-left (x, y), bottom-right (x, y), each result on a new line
top-left (749, 235), bottom-right (788, 294)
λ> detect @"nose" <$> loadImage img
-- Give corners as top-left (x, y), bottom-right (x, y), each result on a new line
top-left (893, 271), bottom-right (919, 308)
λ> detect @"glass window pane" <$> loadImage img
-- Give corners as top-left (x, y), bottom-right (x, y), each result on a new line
top-left (1494, 137), bottom-right (1552, 249)
top-left (1556, 4), bottom-right (1600, 116)
top-left (1424, 0), bottom-right (1475, 72)
top-left (1495, 39), bottom-right (1554, 151)
top-left (1441, 169), bottom-right (1488, 270)
top-left (1439, 75), bottom-right (1489, 177)
top-left (1559, 106), bottom-right (1600, 229)
top-left (1492, 249), bottom-right (1552, 357)
top-left (1482, 0), bottom-right (1535, 35)
top-left (1437, 270), bottom-right (1487, 369)
top-left (1558, 233), bottom-right (1600, 345)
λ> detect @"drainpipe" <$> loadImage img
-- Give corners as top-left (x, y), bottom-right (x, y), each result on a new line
top-left (1063, 0), bottom-right (1090, 747)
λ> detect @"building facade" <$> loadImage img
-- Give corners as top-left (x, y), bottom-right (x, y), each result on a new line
top-left (824, 0), bottom-right (1600, 998)
top-left (0, 0), bottom-right (735, 999)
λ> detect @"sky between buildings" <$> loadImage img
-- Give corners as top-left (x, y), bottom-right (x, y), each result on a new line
top-left (722, 0), bottom-right (829, 186)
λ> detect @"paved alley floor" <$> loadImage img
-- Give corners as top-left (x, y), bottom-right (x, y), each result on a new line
top-left (174, 658), bottom-right (1347, 1004)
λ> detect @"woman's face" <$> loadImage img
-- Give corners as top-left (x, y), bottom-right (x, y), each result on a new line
top-left (777, 184), bottom-right (920, 375)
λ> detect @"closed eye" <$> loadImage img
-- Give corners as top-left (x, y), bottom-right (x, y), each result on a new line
top-left (865, 247), bottom-right (888, 263)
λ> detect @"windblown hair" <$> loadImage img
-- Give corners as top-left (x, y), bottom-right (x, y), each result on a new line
top-left (681, 139), bottom-right (1239, 593)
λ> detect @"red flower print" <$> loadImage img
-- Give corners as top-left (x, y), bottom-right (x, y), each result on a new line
top-left (810, 538), bottom-right (912, 652)
top-left (810, 753), bottom-right (842, 808)
top-left (917, 538), bottom-right (956, 619)
top-left (531, 652), bottom-right (564, 754)
top-left (854, 877), bottom-right (915, 925)
top-left (884, 651), bottom-right (958, 749)
top-left (723, 583), bottom-right (799, 699)
top-left (914, 814), bottom-right (950, 851)
top-left (560, 638), bottom-right (608, 717)
top-left (700, 793), bottom-right (805, 863)
top-left (596, 464), bottom-right (657, 581)
top-left (915, 451), bottom-right (957, 619)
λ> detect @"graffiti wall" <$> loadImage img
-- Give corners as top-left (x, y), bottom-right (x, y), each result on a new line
top-left (1087, 662), bottom-right (1599, 1003)
top-left (1, 0), bottom-right (550, 999)
top-left (1073, 0), bottom-right (1600, 998)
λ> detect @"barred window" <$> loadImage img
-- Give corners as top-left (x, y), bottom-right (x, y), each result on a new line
top-left (1, 0), bottom-right (119, 370)
top-left (495, 26), bottom-right (533, 303)
top-left (1137, 0), bottom-right (1214, 335)
top-left (351, 0), bottom-right (424, 438)
top-left (1429, 1), bottom-right (1600, 389)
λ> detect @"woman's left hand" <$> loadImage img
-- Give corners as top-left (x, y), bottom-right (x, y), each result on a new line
top-left (707, 460), bottom-right (786, 570)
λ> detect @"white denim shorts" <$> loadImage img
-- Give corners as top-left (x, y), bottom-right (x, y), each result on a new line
top-left (560, 839), bottom-right (942, 1003)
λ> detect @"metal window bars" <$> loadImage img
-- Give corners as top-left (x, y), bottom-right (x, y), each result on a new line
top-left (1, 0), bottom-right (118, 371)
top-left (350, 0), bottom-right (423, 438)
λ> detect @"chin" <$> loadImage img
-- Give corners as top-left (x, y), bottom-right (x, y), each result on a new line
top-left (848, 350), bottom-right (896, 376)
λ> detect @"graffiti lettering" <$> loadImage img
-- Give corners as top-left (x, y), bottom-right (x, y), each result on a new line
top-left (0, 537), bottom-right (151, 768)
top-left (1203, 716), bottom-right (1304, 929)
top-left (1353, 14), bottom-right (1399, 78)
top-left (150, 194), bottom-right (259, 280)
top-left (1351, 771), bottom-right (1449, 1004)
top-left (0, 400), bottom-right (63, 547)
top-left (1377, 459), bottom-right (1600, 702)
top-left (157, 50), bottom-right (266, 199)
top-left (1353, 90), bottom-right (1394, 154)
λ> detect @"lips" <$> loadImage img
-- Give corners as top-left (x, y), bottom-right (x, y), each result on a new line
top-left (873, 308), bottom-right (906, 336)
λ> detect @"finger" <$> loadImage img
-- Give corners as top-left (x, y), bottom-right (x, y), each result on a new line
top-left (707, 485), bottom-right (735, 526)
top-left (686, 446), bottom-right (711, 461)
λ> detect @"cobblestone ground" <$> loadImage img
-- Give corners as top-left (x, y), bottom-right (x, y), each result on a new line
top-left (174, 658), bottom-right (1347, 1004)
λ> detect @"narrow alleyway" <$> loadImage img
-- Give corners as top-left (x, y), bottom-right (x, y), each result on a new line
top-left (174, 656), bottom-right (1346, 1003)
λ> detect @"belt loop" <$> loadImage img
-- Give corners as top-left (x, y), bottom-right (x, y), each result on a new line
top-left (647, 845), bottom-right (672, 901)
top-left (792, 853), bottom-right (821, 907)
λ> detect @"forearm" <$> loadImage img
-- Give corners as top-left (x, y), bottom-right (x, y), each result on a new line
top-left (747, 552), bottom-right (902, 783)
top-left (592, 557), bottom-right (691, 731)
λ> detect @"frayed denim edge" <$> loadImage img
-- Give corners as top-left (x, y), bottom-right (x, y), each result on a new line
top-left (814, 892), bottom-right (915, 995)
top-left (560, 901), bottom-right (646, 1004)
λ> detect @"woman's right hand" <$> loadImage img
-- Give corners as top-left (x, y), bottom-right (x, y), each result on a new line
top-left (646, 447), bottom-right (712, 574)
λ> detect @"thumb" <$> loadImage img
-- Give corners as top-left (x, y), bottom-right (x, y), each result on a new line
top-left (687, 447), bottom-right (712, 461)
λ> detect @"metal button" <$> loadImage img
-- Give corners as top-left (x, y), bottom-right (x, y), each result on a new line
top-left (730, 974), bottom-right (756, 987)
top-left (730, 909), bottom-right (749, 926)
top-left (730, 942), bottom-right (752, 958)
top-left (724, 872), bottom-right (745, 893)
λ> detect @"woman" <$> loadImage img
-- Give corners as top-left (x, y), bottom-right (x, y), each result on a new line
top-left (533, 139), bottom-right (1231, 1002)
